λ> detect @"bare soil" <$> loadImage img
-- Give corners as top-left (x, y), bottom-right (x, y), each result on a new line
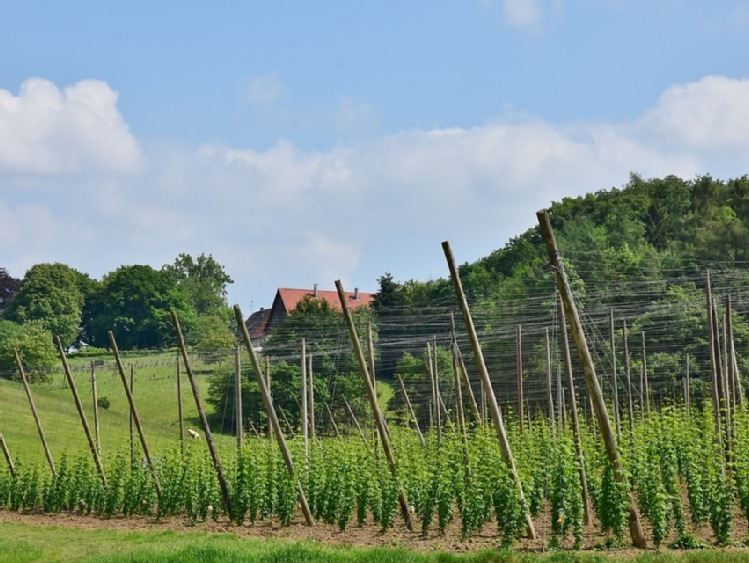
top-left (2, 506), bottom-right (749, 559)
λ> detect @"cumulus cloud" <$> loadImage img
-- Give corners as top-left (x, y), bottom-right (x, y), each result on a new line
top-left (3, 75), bottom-right (749, 308)
top-left (0, 78), bottom-right (142, 175)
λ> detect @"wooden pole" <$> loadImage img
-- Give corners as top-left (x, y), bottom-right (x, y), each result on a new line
top-left (516, 324), bottom-right (524, 431)
top-left (335, 280), bottom-right (414, 531)
top-left (537, 209), bottom-right (645, 548)
top-left (724, 296), bottom-right (734, 458)
top-left (15, 350), bottom-right (55, 476)
top-left (108, 333), bottom-right (162, 499)
top-left (727, 295), bottom-right (744, 408)
top-left (610, 309), bottom-right (621, 442)
top-left (235, 345), bottom-right (243, 450)
top-left (641, 332), bottom-right (649, 416)
top-left (91, 361), bottom-right (100, 455)
top-left (0, 434), bottom-right (15, 478)
top-left (234, 304), bottom-right (314, 525)
top-left (442, 241), bottom-right (536, 539)
top-left (177, 356), bottom-right (185, 456)
top-left (706, 272), bottom-right (723, 445)
top-left (56, 337), bottom-right (107, 488)
top-left (324, 403), bottom-right (340, 438)
top-left (545, 327), bottom-right (555, 428)
top-left (450, 313), bottom-right (481, 424)
top-left (685, 355), bottom-right (691, 415)
top-left (171, 311), bottom-right (232, 515)
top-left (343, 395), bottom-right (367, 443)
top-left (301, 338), bottom-right (309, 464)
top-left (397, 374), bottom-right (425, 447)
top-left (427, 341), bottom-right (441, 440)
top-left (308, 352), bottom-right (316, 439)
top-left (622, 320), bottom-right (635, 434)
top-left (129, 365), bottom-right (135, 466)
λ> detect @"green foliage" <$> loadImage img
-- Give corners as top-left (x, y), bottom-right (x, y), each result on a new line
top-left (0, 319), bottom-right (56, 380)
top-left (83, 265), bottom-right (196, 350)
top-left (162, 253), bottom-right (234, 317)
top-left (3, 263), bottom-right (90, 349)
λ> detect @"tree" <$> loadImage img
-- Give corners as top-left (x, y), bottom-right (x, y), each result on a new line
top-left (0, 320), bottom-right (56, 382)
top-left (4, 263), bottom-right (89, 349)
top-left (83, 265), bottom-right (195, 350)
top-left (0, 268), bottom-right (21, 314)
top-left (163, 253), bottom-right (234, 317)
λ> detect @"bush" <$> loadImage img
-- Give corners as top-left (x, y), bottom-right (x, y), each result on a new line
top-left (97, 396), bottom-right (111, 410)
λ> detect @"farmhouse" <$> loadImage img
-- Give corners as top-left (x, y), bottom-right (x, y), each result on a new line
top-left (244, 284), bottom-right (374, 347)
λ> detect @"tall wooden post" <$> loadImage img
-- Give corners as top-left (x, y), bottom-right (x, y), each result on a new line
top-left (108, 333), bottom-right (162, 499)
top-left (234, 305), bottom-right (314, 525)
top-left (91, 361), bottom-right (100, 455)
top-left (621, 321), bottom-right (635, 434)
top-left (641, 332), bottom-right (649, 415)
top-left (172, 311), bottom-right (232, 515)
top-left (15, 351), bottom-right (55, 476)
top-left (685, 355), bottom-right (691, 415)
top-left (335, 280), bottom-right (414, 531)
top-left (0, 434), bottom-right (15, 478)
top-left (56, 338), bottom-right (107, 488)
top-left (129, 365), bottom-right (135, 466)
top-left (727, 295), bottom-right (744, 408)
top-left (559, 298), bottom-right (591, 525)
top-left (308, 352), bottom-right (316, 439)
top-left (442, 241), bottom-right (536, 539)
top-left (538, 209), bottom-right (645, 548)
top-left (301, 338), bottom-right (309, 464)
top-left (545, 327), bottom-right (555, 428)
top-left (706, 272), bottom-right (723, 445)
top-left (516, 324), bottom-right (524, 431)
top-left (177, 356), bottom-right (185, 456)
top-left (235, 345), bottom-right (243, 450)
top-left (609, 309), bottom-right (621, 442)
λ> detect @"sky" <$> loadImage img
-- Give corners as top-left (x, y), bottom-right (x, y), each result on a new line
top-left (2, 1), bottom-right (749, 313)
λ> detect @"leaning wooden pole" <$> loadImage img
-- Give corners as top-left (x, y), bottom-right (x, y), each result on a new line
top-left (108, 332), bottom-right (162, 499)
top-left (335, 280), bottom-right (414, 531)
top-left (234, 304), bottom-right (314, 526)
top-left (537, 209), bottom-right (646, 548)
top-left (15, 350), bottom-right (56, 476)
top-left (56, 337), bottom-right (107, 488)
top-left (442, 241), bottom-right (536, 540)
top-left (397, 374), bottom-right (426, 447)
top-left (171, 311), bottom-right (232, 515)
top-left (558, 298), bottom-right (592, 525)
top-left (0, 434), bottom-right (15, 478)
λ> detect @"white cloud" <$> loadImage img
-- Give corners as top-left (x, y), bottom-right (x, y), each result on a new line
top-left (0, 78), bottom-right (142, 175)
top-left (503, 0), bottom-right (544, 30)
top-left (3, 75), bottom-right (749, 309)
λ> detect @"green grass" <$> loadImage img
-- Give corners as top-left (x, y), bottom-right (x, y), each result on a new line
top-left (3, 520), bottom-right (749, 563)
top-left (0, 351), bottom-right (234, 463)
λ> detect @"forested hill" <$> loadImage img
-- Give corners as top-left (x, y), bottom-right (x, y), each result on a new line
top-left (374, 173), bottom-right (749, 408)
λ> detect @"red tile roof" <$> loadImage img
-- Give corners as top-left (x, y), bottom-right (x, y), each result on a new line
top-left (276, 287), bottom-right (374, 313)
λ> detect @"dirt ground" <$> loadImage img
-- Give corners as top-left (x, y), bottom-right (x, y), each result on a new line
top-left (2, 506), bottom-right (749, 559)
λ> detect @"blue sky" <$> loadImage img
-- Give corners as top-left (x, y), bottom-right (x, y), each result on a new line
top-left (2, 1), bottom-right (749, 311)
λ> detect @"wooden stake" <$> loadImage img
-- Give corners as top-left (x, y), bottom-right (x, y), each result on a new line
top-left (442, 241), bottom-right (536, 540)
top-left (545, 327), bottom-right (555, 428)
top-left (56, 337), bottom-right (107, 488)
top-left (335, 280), bottom-right (414, 531)
top-left (15, 350), bottom-right (55, 476)
top-left (610, 309), bottom-right (621, 442)
top-left (91, 361), bottom-right (100, 455)
top-left (397, 374), bottom-right (425, 447)
top-left (622, 320), bottom-right (635, 435)
top-left (301, 339), bottom-right (309, 464)
top-left (108, 333), bottom-right (162, 498)
top-left (537, 209), bottom-right (645, 548)
top-left (641, 331), bottom-right (649, 415)
top-left (177, 356), bottom-right (185, 456)
top-left (516, 324), bottom-right (524, 431)
top-left (129, 365), bottom-right (135, 466)
top-left (235, 345), bottom-right (243, 450)
top-left (0, 433), bottom-right (15, 478)
top-left (308, 352), bottom-right (316, 439)
top-left (706, 272), bottom-right (723, 446)
top-left (234, 304), bottom-right (314, 525)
